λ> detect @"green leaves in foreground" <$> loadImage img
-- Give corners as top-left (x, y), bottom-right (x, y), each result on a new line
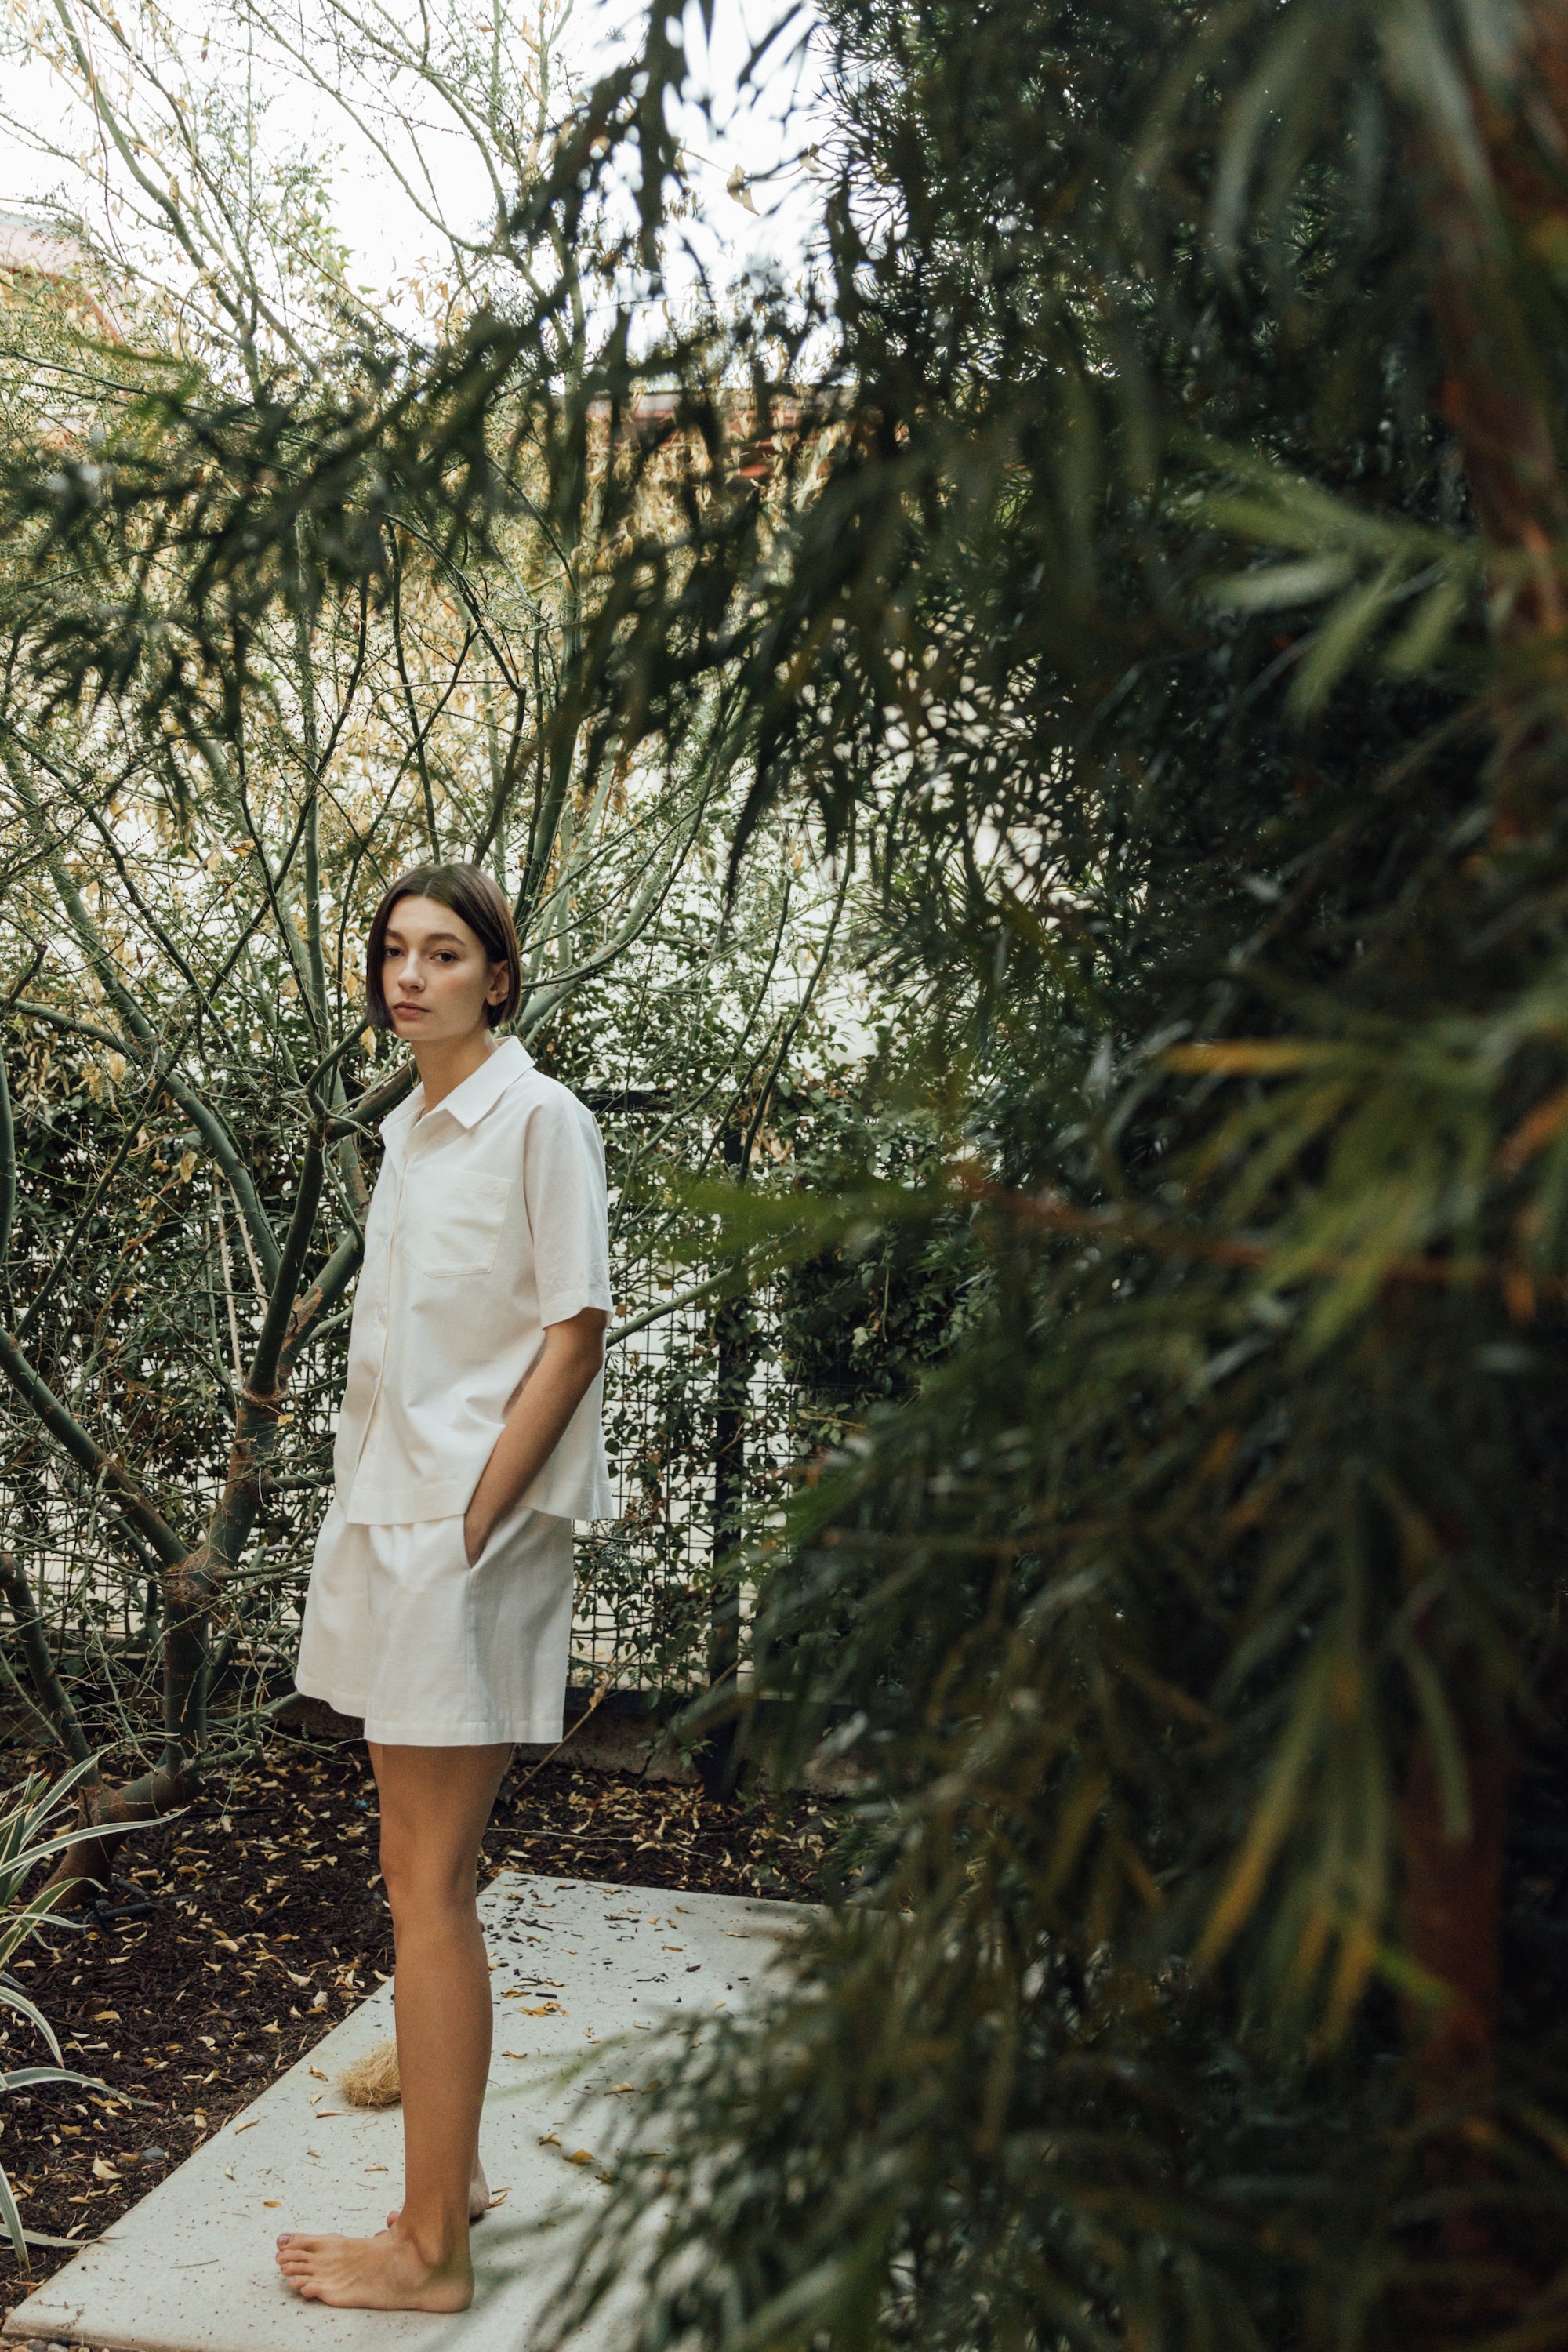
top-left (0, 1760), bottom-right (129, 2267)
top-left (1190, 441), bottom-right (1486, 714)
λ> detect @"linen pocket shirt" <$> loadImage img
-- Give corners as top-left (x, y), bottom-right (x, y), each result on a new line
top-left (332, 1036), bottom-right (616, 1525)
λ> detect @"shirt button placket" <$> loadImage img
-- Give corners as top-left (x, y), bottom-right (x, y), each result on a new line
top-left (376, 1161), bottom-right (405, 1349)
top-left (352, 1153), bottom-right (405, 1504)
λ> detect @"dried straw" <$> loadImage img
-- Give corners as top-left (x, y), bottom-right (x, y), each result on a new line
top-left (338, 2036), bottom-right (401, 2107)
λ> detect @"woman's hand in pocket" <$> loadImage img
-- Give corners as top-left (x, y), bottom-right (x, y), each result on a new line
top-left (463, 1506), bottom-right (492, 1568)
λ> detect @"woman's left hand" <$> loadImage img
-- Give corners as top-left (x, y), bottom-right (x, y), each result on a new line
top-left (462, 1307), bottom-right (607, 1570)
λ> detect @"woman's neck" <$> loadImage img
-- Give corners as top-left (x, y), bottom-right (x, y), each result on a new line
top-left (412, 1029), bottom-right (496, 1116)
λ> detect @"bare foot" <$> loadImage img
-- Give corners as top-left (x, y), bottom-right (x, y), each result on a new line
top-left (275, 2217), bottom-right (473, 2310)
top-left (387, 2155), bottom-right (492, 2229)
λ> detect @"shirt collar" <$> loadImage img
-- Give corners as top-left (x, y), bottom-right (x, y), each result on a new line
top-left (380, 1035), bottom-right (535, 1139)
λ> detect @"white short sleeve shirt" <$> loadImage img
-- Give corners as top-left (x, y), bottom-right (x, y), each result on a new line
top-left (332, 1036), bottom-right (616, 1525)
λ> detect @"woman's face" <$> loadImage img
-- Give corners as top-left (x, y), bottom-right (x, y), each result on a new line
top-left (377, 895), bottom-right (506, 1045)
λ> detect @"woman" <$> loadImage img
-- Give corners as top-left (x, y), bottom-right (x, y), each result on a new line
top-left (277, 862), bottom-right (612, 2312)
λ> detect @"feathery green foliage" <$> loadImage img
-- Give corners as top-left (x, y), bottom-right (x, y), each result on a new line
top-left (544, 1), bottom-right (1568, 2343)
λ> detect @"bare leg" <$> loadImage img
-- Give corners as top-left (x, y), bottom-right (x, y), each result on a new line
top-left (276, 1740), bottom-right (511, 2310)
top-left (388, 2151), bottom-right (491, 2227)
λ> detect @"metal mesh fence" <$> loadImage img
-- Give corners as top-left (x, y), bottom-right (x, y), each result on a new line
top-left (0, 1203), bottom-right (847, 1723)
top-left (571, 1267), bottom-right (823, 1697)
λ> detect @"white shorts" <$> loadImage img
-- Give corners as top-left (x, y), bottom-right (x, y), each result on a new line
top-left (294, 1495), bottom-right (575, 1746)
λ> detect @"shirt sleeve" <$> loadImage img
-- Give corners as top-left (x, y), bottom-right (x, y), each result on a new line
top-left (523, 1091), bottom-right (614, 1327)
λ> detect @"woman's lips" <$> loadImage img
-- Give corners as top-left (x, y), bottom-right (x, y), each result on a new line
top-left (392, 1004), bottom-right (428, 1018)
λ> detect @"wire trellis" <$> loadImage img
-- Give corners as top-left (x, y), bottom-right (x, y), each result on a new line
top-left (572, 1268), bottom-right (812, 1697)
top-left (0, 1224), bottom-right (829, 1731)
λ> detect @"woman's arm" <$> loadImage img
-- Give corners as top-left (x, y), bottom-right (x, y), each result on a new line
top-left (463, 1306), bottom-right (608, 1564)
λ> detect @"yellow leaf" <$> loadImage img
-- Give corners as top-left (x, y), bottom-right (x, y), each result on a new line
top-left (91, 2157), bottom-right (119, 2182)
top-left (1164, 1040), bottom-right (1331, 1075)
top-left (1497, 1084), bottom-right (1568, 1175)
top-left (568, 2149), bottom-right (596, 2166)
top-left (1196, 1650), bottom-right (1330, 1968)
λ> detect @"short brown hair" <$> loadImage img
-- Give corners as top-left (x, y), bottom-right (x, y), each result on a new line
top-left (365, 863), bottom-right (522, 1033)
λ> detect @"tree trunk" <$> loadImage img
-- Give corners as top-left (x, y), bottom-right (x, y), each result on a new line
top-left (1397, 1700), bottom-right (1510, 2077)
top-left (702, 1123), bottom-right (751, 1803)
top-left (1395, 0), bottom-right (1568, 2085)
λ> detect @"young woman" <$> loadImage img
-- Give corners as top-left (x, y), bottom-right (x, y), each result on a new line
top-left (277, 862), bottom-right (612, 2312)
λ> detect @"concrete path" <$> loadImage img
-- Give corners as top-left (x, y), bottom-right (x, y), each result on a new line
top-left (2, 1875), bottom-right (810, 2352)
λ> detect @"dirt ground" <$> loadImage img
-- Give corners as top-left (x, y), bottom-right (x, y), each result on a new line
top-left (0, 1727), bottom-right (832, 2304)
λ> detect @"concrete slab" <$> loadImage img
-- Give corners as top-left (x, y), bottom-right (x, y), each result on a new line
top-left (3, 1875), bottom-right (811, 2352)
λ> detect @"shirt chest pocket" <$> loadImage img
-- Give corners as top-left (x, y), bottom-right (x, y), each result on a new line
top-left (403, 1171), bottom-right (514, 1280)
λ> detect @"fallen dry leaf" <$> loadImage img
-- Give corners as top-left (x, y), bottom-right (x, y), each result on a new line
top-left (568, 2150), bottom-right (596, 2167)
top-left (232, 2119), bottom-right (259, 2134)
top-left (90, 2158), bottom-right (119, 2182)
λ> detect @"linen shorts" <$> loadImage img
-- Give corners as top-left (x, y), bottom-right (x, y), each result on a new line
top-left (294, 1494), bottom-right (575, 1746)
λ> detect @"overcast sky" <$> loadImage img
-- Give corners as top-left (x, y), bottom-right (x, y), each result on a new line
top-left (2, 0), bottom-right (829, 328)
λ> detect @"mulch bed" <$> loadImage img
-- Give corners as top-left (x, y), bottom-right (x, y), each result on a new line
top-left (0, 1728), bottom-right (833, 2306)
